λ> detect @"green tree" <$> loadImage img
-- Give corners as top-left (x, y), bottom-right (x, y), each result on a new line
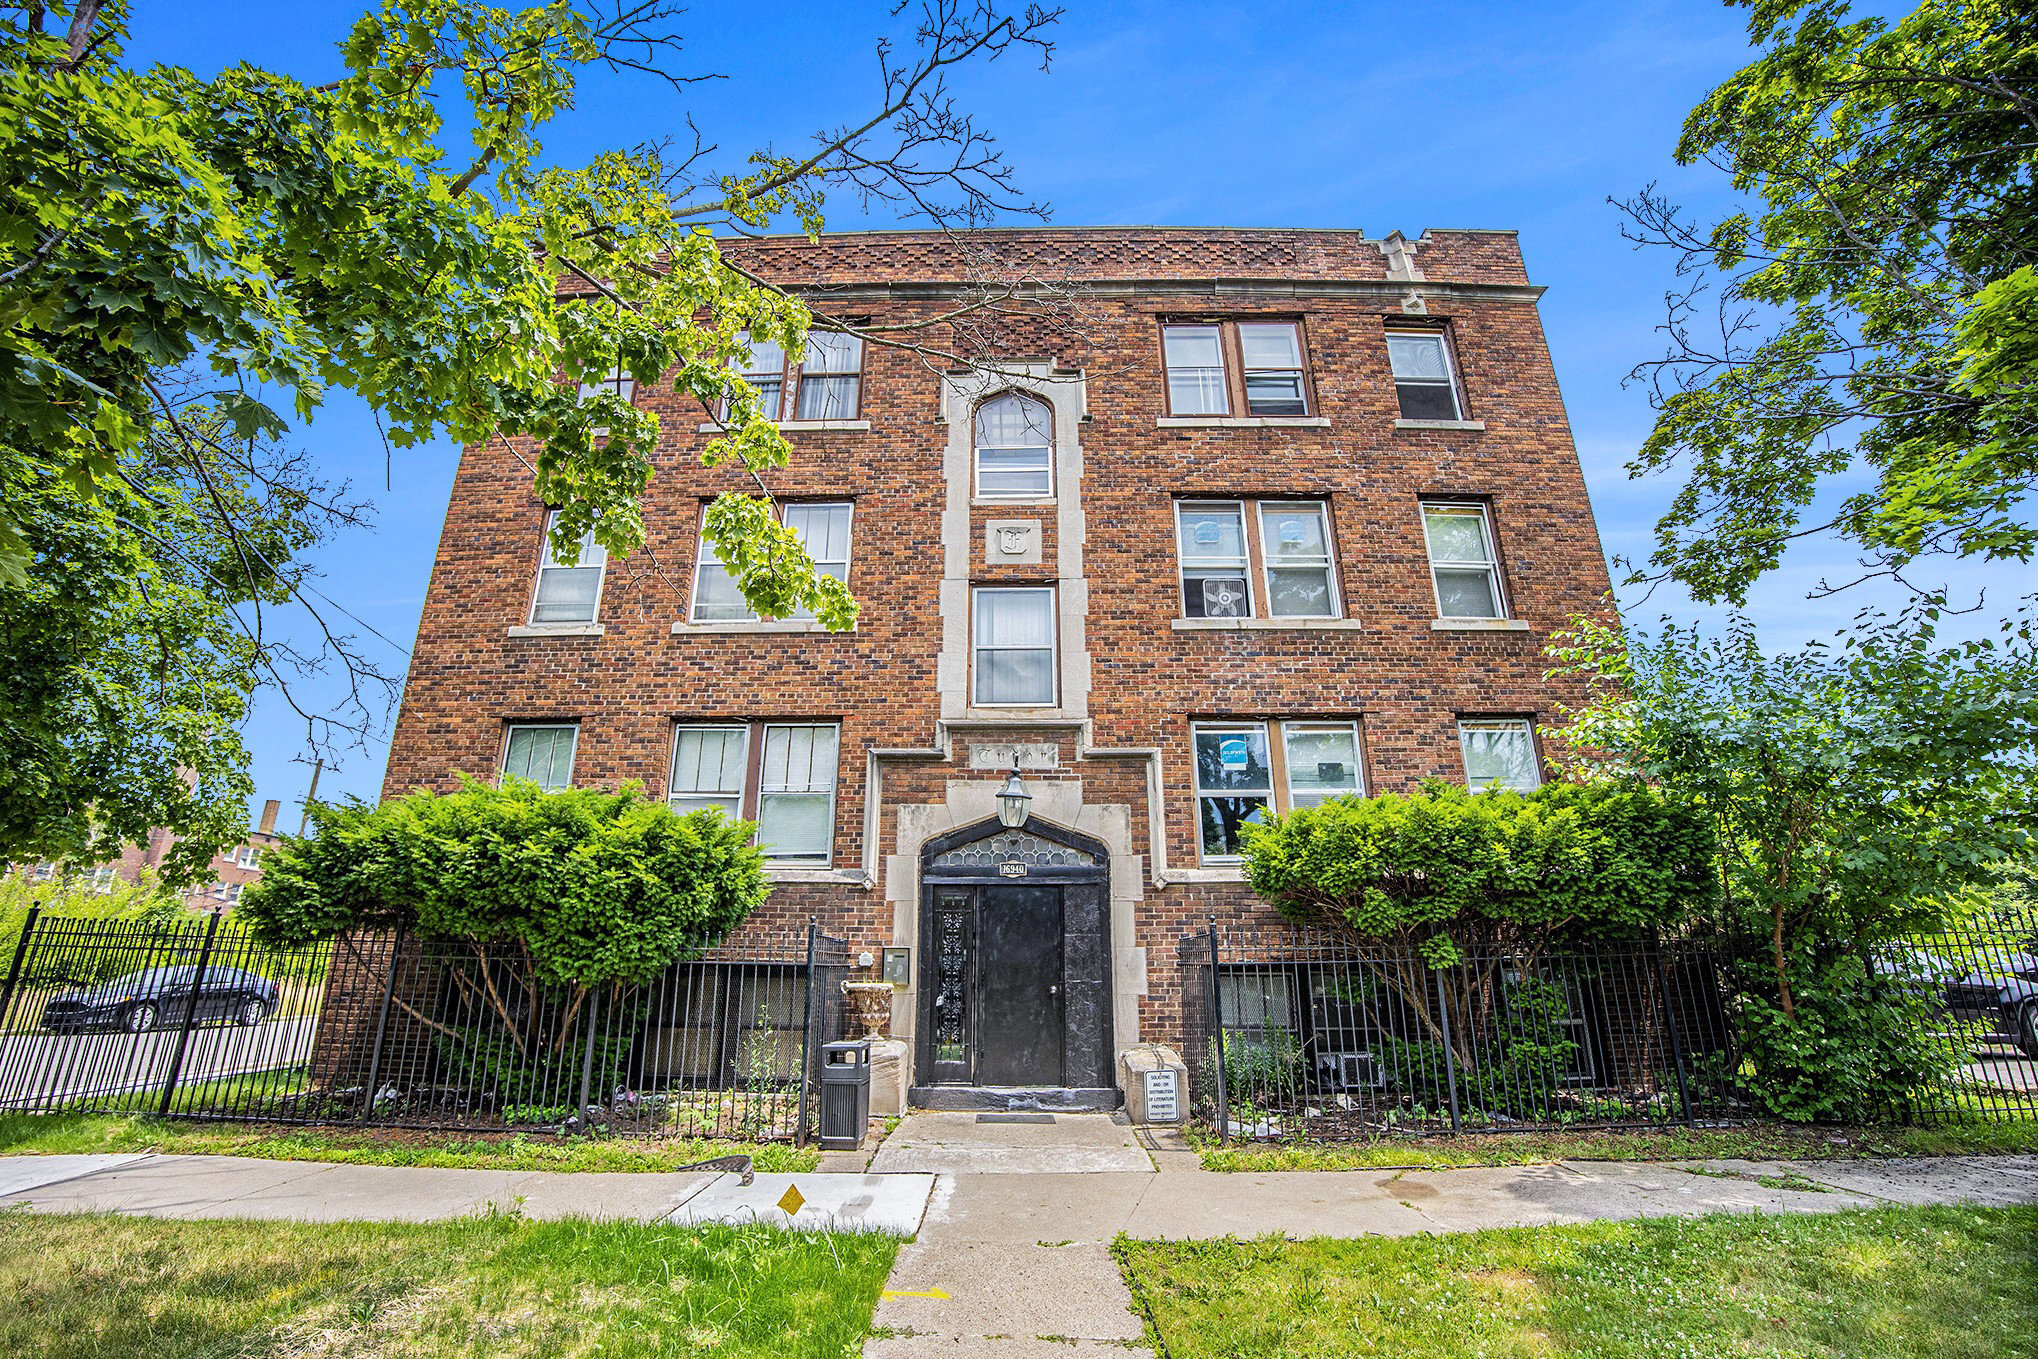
top-left (1550, 608), bottom-right (2038, 1119)
top-left (1620, 0), bottom-right (2038, 605)
top-left (1, 1), bottom-right (1059, 869)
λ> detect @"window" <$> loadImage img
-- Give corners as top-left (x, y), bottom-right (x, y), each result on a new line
top-left (87, 865), bottom-right (119, 894)
top-left (235, 845), bottom-right (261, 869)
top-left (1421, 502), bottom-right (1506, 619)
top-left (972, 587), bottom-right (1057, 706)
top-left (1386, 330), bottom-right (1464, 421)
top-left (531, 509), bottom-right (607, 625)
top-left (1458, 719), bottom-right (1541, 792)
top-left (973, 392), bottom-right (1054, 499)
top-left (1161, 320), bottom-right (1312, 418)
top-left (1192, 719), bottom-right (1363, 861)
top-left (503, 724), bottom-right (577, 791)
top-left (669, 722), bottom-right (840, 864)
top-left (726, 329), bottom-right (863, 422)
top-left (795, 332), bottom-right (863, 421)
top-left (579, 362), bottom-right (635, 404)
top-left (692, 502), bottom-right (853, 622)
top-left (1175, 500), bottom-right (1339, 619)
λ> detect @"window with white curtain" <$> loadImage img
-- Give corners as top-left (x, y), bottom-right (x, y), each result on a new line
top-left (728, 331), bottom-right (787, 418)
top-left (692, 502), bottom-right (853, 622)
top-left (725, 330), bottom-right (863, 421)
top-left (1421, 502), bottom-right (1506, 619)
top-left (503, 724), bottom-right (577, 791)
top-left (669, 722), bottom-right (841, 864)
top-left (1386, 330), bottom-right (1464, 421)
top-left (972, 587), bottom-right (1057, 706)
top-left (1458, 719), bottom-right (1541, 792)
top-left (530, 509), bottom-right (608, 624)
top-left (973, 392), bottom-right (1054, 498)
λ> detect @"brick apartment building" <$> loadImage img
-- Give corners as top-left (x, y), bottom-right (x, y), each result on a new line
top-left (381, 226), bottom-right (1614, 1107)
top-left (20, 798), bottom-right (285, 910)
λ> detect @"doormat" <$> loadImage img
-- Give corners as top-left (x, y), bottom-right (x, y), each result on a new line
top-left (976, 1112), bottom-right (1056, 1124)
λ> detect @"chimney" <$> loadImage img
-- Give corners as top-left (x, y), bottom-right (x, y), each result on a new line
top-left (258, 799), bottom-right (281, 837)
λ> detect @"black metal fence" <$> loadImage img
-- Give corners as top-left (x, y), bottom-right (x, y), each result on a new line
top-left (0, 908), bottom-right (851, 1144)
top-left (1182, 924), bottom-right (2038, 1141)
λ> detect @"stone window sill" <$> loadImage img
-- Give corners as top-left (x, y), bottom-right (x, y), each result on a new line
top-left (1395, 418), bottom-right (1486, 431)
top-left (766, 866), bottom-right (872, 885)
top-left (670, 619), bottom-right (848, 635)
top-left (1431, 617), bottom-right (1531, 632)
top-left (697, 419), bottom-right (871, 434)
top-left (507, 623), bottom-right (605, 638)
top-left (1161, 866), bottom-right (1247, 884)
top-left (1172, 617), bottom-right (1366, 632)
top-left (971, 496), bottom-right (1058, 508)
top-left (1157, 416), bottom-right (1332, 429)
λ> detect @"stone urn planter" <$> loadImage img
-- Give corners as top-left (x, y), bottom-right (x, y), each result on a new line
top-left (841, 981), bottom-right (895, 1038)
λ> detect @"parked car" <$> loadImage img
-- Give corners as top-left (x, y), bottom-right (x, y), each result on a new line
top-left (1878, 948), bottom-right (2038, 1059)
top-left (40, 966), bottom-right (280, 1034)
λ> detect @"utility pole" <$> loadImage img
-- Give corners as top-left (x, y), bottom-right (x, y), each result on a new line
top-left (297, 758), bottom-right (323, 835)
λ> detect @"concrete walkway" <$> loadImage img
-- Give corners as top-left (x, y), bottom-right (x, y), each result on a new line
top-left (4, 1119), bottom-right (2036, 1359)
top-left (858, 1112), bottom-right (2038, 1359)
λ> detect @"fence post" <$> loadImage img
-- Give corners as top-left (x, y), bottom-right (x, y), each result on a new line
top-left (1430, 966), bottom-right (1463, 1133)
top-left (1653, 938), bottom-right (1696, 1126)
top-left (1206, 921), bottom-right (1229, 1145)
top-left (358, 925), bottom-right (406, 1123)
top-left (157, 910), bottom-right (223, 1118)
top-left (577, 987), bottom-right (602, 1125)
top-left (796, 919), bottom-right (820, 1149)
top-left (0, 904), bottom-right (40, 1033)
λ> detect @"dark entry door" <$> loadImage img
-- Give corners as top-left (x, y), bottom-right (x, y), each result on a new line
top-left (974, 885), bottom-right (1064, 1086)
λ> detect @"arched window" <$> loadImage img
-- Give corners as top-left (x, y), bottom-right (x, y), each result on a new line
top-left (973, 392), bottom-right (1053, 499)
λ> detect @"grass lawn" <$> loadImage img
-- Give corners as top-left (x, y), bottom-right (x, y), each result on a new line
top-left (0, 1111), bottom-right (819, 1173)
top-left (1192, 1119), bottom-right (2038, 1172)
top-left (1116, 1205), bottom-right (2038, 1359)
top-left (0, 1209), bottom-right (895, 1359)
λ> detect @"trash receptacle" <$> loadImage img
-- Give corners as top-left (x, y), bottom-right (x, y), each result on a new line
top-left (818, 1039), bottom-right (872, 1150)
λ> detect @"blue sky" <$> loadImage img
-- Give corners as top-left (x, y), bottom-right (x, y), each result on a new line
top-left (121, 0), bottom-right (2009, 824)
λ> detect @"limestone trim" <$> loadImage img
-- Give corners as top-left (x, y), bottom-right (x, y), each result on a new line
top-left (1156, 416), bottom-right (1333, 429)
top-left (505, 623), bottom-right (605, 639)
top-left (695, 419), bottom-right (871, 434)
top-left (1171, 618), bottom-right (1367, 632)
top-left (1431, 618), bottom-right (1533, 633)
top-left (1395, 418), bottom-right (1487, 431)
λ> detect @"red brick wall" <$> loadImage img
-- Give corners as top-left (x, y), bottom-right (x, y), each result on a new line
top-left (383, 227), bottom-right (1615, 1059)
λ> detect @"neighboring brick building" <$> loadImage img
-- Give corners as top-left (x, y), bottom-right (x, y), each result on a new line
top-left (32, 797), bottom-right (288, 909)
top-left (382, 226), bottom-right (1615, 1107)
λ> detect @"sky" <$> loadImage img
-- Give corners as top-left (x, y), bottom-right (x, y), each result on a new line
top-left (118, 0), bottom-right (2024, 826)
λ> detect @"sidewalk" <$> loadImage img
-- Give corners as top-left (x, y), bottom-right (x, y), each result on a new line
top-left (5, 1121), bottom-right (2036, 1359)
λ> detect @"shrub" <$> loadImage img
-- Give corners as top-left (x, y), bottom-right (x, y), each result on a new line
top-left (1240, 778), bottom-right (1716, 957)
top-left (239, 776), bottom-right (767, 989)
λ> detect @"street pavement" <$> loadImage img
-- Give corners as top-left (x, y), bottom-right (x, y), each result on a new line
top-left (0, 1017), bottom-right (318, 1108)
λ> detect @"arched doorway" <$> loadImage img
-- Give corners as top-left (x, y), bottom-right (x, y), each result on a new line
top-left (915, 817), bottom-right (1115, 1099)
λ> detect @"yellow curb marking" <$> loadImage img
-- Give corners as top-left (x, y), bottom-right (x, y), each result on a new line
top-left (881, 1287), bottom-right (952, 1300)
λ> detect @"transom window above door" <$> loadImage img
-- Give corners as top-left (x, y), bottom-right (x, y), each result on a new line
top-left (1191, 719), bottom-right (1365, 862)
top-left (973, 392), bottom-right (1054, 498)
top-left (1175, 499), bottom-right (1340, 619)
top-left (693, 502), bottom-right (853, 622)
top-left (1161, 320), bottom-right (1312, 418)
top-left (726, 330), bottom-right (865, 422)
top-left (669, 722), bottom-right (841, 865)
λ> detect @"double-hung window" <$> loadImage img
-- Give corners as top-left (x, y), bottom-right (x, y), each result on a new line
top-left (1421, 502), bottom-right (1506, 619)
top-left (1175, 500), bottom-right (1339, 619)
top-left (1458, 719), bottom-right (1541, 792)
top-left (669, 722), bottom-right (841, 865)
top-left (1161, 320), bottom-right (1312, 417)
top-left (726, 330), bottom-right (863, 422)
top-left (531, 510), bottom-right (608, 625)
top-left (1386, 330), bottom-right (1465, 421)
top-left (1192, 719), bottom-right (1364, 861)
top-left (972, 587), bottom-right (1057, 706)
top-left (579, 362), bottom-right (635, 405)
top-left (503, 724), bottom-right (577, 791)
top-left (235, 846), bottom-right (261, 869)
top-left (973, 392), bottom-right (1054, 498)
top-left (692, 502), bottom-right (853, 622)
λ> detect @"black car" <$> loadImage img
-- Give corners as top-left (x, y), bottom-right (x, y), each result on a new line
top-left (40, 966), bottom-right (280, 1034)
top-left (1882, 948), bottom-right (2038, 1060)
